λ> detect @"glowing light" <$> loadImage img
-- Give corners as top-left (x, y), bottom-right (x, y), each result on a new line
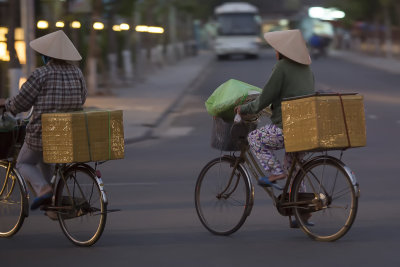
top-left (135, 25), bottom-right (148, 32)
top-left (37, 20), bottom-right (49, 29)
top-left (71, 21), bottom-right (81, 29)
top-left (0, 42), bottom-right (9, 61)
top-left (279, 19), bottom-right (289, 27)
top-left (15, 41), bottom-right (26, 64)
top-left (112, 25), bottom-right (121, 31)
top-left (135, 25), bottom-right (164, 34)
top-left (148, 27), bottom-right (164, 34)
top-left (15, 28), bottom-right (24, 41)
top-left (56, 21), bottom-right (65, 28)
top-left (331, 10), bottom-right (345, 19)
top-left (120, 23), bottom-right (130, 30)
top-left (308, 7), bottom-right (345, 21)
top-left (19, 77), bottom-right (27, 89)
top-left (93, 22), bottom-right (104, 30)
top-left (0, 27), bottom-right (8, 42)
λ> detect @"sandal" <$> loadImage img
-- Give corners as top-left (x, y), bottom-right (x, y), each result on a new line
top-left (30, 192), bottom-right (53, 210)
top-left (257, 176), bottom-right (283, 190)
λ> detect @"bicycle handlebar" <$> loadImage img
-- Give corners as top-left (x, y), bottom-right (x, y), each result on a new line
top-left (1, 106), bottom-right (33, 123)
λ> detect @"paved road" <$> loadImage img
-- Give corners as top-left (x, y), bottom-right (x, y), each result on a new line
top-left (1, 51), bottom-right (399, 266)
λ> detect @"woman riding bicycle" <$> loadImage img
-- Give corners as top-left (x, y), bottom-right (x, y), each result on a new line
top-left (235, 29), bottom-right (315, 189)
top-left (0, 30), bottom-right (86, 210)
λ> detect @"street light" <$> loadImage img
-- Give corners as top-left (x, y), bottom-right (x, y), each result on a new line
top-left (55, 21), bottom-right (65, 28)
top-left (135, 25), bottom-right (148, 32)
top-left (93, 22), bottom-right (104, 30)
top-left (120, 23), bottom-right (130, 31)
top-left (148, 26), bottom-right (164, 34)
top-left (71, 21), bottom-right (81, 29)
top-left (135, 25), bottom-right (164, 34)
top-left (112, 25), bottom-right (121, 31)
top-left (37, 20), bottom-right (49, 29)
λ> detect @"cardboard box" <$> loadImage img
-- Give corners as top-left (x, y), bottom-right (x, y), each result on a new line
top-left (42, 110), bottom-right (124, 163)
top-left (282, 94), bottom-right (366, 152)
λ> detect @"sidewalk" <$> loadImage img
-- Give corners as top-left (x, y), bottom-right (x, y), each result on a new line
top-left (330, 49), bottom-right (400, 75)
top-left (84, 51), bottom-right (213, 144)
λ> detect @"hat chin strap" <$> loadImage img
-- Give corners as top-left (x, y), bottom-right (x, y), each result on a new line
top-left (41, 55), bottom-right (51, 65)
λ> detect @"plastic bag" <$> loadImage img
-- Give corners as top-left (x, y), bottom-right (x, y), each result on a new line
top-left (205, 79), bottom-right (261, 121)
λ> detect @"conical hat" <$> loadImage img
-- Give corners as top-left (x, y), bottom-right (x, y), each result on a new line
top-left (264, 29), bottom-right (311, 65)
top-left (30, 30), bottom-right (82, 61)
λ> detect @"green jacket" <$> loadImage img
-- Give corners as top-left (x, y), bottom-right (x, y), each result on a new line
top-left (240, 58), bottom-right (315, 128)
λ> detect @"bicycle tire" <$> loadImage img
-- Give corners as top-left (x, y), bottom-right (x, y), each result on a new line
top-left (291, 157), bottom-right (358, 241)
top-left (195, 156), bottom-right (252, 235)
top-left (55, 166), bottom-right (107, 246)
top-left (0, 162), bottom-right (27, 237)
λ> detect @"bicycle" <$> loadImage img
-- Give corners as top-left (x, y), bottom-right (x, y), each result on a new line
top-left (0, 107), bottom-right (108, 246)
top-left (195, 116), bottom-right (360, 242)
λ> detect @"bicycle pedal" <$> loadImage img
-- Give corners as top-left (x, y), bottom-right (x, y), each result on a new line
top-left (106, 208), bottom-right (121, 213)
top-left (39, 205), bottom-right (51, 211)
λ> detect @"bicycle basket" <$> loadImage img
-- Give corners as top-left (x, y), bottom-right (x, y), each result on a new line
top-left (0, 117), bottom-right (26, 159)
top-left (211, 116), bottom-right (257, 151)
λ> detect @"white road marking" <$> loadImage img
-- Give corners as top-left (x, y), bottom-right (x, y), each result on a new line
top-left (105, 182), bottom-right (160, 186)
top-left (160, 127), bottom-right (194, 137)
top-left (368, 114), bottom-right (378, 120)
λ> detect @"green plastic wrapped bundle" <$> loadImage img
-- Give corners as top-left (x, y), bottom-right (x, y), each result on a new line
top-left (205, 79), bottom-right (262, 121)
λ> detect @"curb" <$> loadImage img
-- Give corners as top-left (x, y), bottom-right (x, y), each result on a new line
top-left (330, 50), bottom-right (400, 75)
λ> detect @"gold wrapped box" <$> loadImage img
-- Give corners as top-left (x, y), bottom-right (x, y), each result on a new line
top-left (42, 110), bottom-right (124, 163)
top-left (282, 94), bottom-right (366, 152)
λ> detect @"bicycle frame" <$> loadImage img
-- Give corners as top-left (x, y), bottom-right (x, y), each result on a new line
top-left (225, 145), bottom-right (360, 217)
top-left (241, 147), bottom-right (298, 211)
top-left (0, 159), bottom-right (30, 217)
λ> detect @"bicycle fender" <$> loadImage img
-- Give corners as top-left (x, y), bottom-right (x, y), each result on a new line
top-left (299, 155), bottom-right (360, 198)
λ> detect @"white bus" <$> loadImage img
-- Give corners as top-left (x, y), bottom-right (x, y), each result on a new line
top-left (214, 2), bottom-right (261, 59)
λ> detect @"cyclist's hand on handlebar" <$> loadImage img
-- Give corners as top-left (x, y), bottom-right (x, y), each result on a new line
top-left (234, 105), bottom-right (241, 114)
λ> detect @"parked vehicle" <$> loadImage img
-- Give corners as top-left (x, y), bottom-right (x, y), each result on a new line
top-left (214, 2), bottom-right (261, 59)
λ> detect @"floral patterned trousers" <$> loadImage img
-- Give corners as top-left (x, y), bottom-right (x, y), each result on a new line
top-left (247, 124), bottom-right (303, 176)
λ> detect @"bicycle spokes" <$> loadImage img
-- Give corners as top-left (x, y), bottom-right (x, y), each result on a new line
top-left (195, 157), bottom-right (251, 235)
top-left (56, 167), bottom-right (106, 246)
top-left (292, 158), bottom-right (357, 241)
top-left (0, 162), bottom-right (26, 237)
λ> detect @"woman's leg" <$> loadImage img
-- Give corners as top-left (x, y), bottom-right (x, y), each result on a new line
top-left (16, 143), bottom-right (52, 197)
top-left (284, 152), bottom-right (306, 175)
top-left (247, 124), bottom-right (285, 177)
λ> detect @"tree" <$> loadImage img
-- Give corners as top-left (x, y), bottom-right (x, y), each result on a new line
top-left (329, 0), bottom-right (398, 57)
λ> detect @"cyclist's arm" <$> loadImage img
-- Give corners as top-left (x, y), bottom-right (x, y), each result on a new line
top-left (5, 70), bottom-right (42, 115)
top-left (240, 63), bottom-right (283, 115)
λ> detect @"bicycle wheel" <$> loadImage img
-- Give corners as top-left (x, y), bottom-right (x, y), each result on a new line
top-left (0, 162), bottom-right (27, 237)
top-left (291, 157), bottom-right (358, 241)
top-left (195, 156), bottom-right (252, 235)
top-left (55, 166), bottom-right (107, 246)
